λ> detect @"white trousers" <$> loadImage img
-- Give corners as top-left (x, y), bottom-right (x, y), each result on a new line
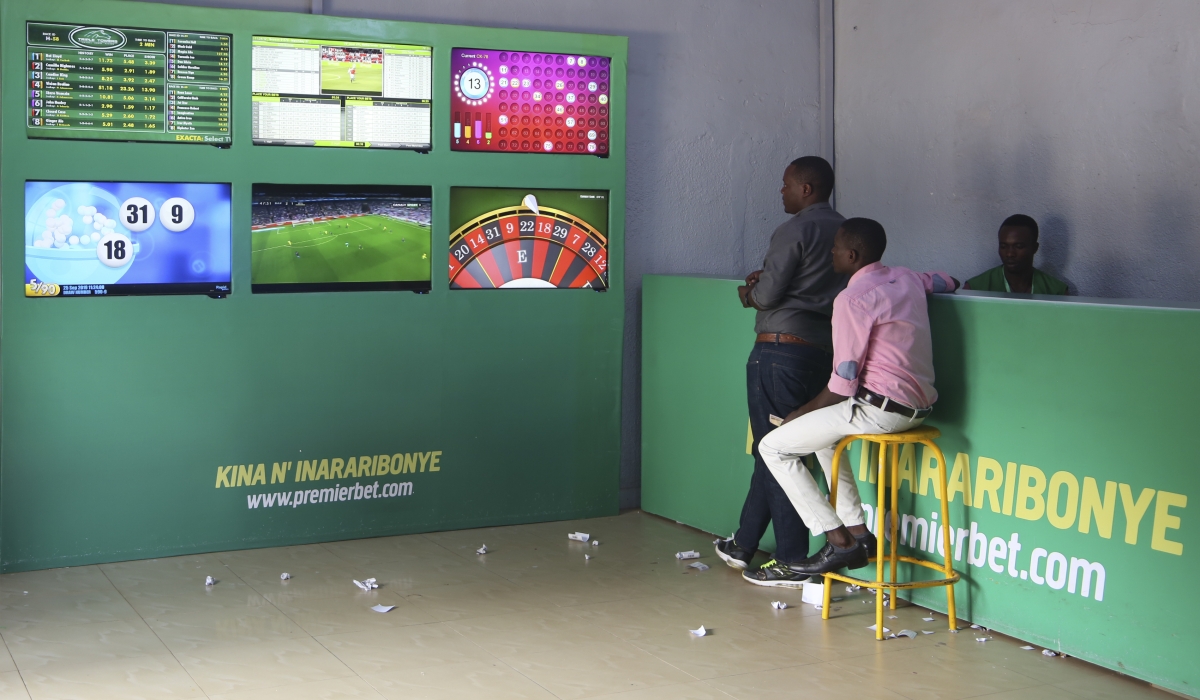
top-left (759, 398), bottom-right (923, 537)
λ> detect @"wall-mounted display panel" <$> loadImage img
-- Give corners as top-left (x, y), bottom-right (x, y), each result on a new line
top-left (25, 181), bottom-right (232, 297)
top-left (450, 187), bottom-right (608, 289)
top-left (451, 48), bottom-right (610, 155)
top-left (26, 22), bottom-right (231, 145)
top-left (251, 184), bottom-right (432, 293)
top-left (252, 36), bottom-right (431, 149)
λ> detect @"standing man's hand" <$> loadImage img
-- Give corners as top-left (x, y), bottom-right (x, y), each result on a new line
top-left (738, 285), bottom-right (754, 308)
top-left (745, 270), bottom-right (762, 286)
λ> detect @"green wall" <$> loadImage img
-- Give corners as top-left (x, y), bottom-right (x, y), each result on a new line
top-left (1, 0), bottom-right (627, 571)
top-left (642, 274), bottom-right (1199, 697)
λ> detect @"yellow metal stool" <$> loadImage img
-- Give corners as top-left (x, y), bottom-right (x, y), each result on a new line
top-left (820, 425), bottom-right (960, 640)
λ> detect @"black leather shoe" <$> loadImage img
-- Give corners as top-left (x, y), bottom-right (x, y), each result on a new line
top-left (856, 531), bottom-right (878, 559)
top-left (714, 537), bottom-right (754, 570)
top-left (790, 542), bottom-right (869, 575)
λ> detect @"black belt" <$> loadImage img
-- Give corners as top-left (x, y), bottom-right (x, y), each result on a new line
top-left (856, 389), bottom-right (932, 420)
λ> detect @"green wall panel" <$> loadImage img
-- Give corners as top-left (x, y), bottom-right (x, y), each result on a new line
top-left (1, 0), bottom-right (627, 571)
top-left (642, 274), bottom-right (1200, 697)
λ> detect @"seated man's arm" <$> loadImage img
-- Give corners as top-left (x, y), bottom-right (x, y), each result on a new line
top-left (782, 295), bottom-right (868, 423)
top-left (916, 271), bottom-right (960, 294)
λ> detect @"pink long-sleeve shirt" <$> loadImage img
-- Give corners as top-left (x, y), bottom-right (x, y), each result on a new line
top-left (826, 262), bottom-right (957, 409)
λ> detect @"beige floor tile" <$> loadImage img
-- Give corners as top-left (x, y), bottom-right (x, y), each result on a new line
top-left (272, 591), bottom-right (434, 636)
top-left (627, 624), bottom-right (819, 680)
top-left (707, 662), bottom-right (910, 700)
top-left (400, 580), bottom-right (544, 622)
top-left (143, 604), bottom-right (310, 652)
top-left (590, 681), bottom-right (735, 699)
top-left (3, 618), bottom-right (169, 670)
top-left (972, 685), bottom-right (1097, 699)
top-left (20, 653), bottom-right (204, 700)
top-left (446, 608), bottom-right (618, 658)
top-left (363, 659), bottom-right (558, 699)
top-left (0, 671), bottom-right (30, 700)
top-left (315, 622), bottom-right (493, 675)
top-left (503, 640), bottom-right (697, 700)
top-left (99, 554), bottom-right (235, 590)
top-left (0, 568), bottom-right (113, 597)
top-left (208, 674), bottom-right (388, 700)
top-left (174, 637), bottom-right (352, 696)
top-left (0, 645), bottom-right (16, 673)
top-left (0, 591), bottom-right (141, 629)
top-left (828, 645), bottom-right (1042, 700)
top-left (571, 594), bottom-right (752, 642)
top-left (1050, 674), bottom-right (1182, 699)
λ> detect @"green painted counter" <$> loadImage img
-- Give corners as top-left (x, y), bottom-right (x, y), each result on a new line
top-left (642, 273), bottom-right (1199, 697)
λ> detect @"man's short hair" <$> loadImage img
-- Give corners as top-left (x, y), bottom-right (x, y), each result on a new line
top-left (788, 156), bottom-right (835, 200)
top-left (999, 214), bottom-right (1039, 241)
top-left (839, 217), bottom-right (887, 263)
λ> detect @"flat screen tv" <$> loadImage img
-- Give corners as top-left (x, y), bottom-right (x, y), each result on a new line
top-left (449, 187), bottom-right (608, 289)
top-left (24, 181), bottom-right (231, 297)
top-left (451, 48), bottom-right (610, 156)
top-left (251, 184), bottom-right (432, 293)
top-left (252, 36), bottom-right (431, 150)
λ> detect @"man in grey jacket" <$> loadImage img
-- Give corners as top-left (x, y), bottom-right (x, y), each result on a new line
top-left (715, 156), bottom-right (848, 586)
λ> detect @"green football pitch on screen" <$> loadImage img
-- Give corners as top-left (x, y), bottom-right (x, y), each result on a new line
top-left (251, 215), bottom-right (430, 286)
top-left (320, 60), bottom-right (383, 95)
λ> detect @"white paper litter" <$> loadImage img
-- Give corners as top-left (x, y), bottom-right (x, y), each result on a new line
top-left (591, 540), bottom-right (600, 546)
top-left (476, 545), bottom-right (488, 555)
top-left (280, 573), bottom-right (291, 580)
top-left (584, 554), bottom-right (592, 560)
top-left (690, 625), bottom-right (708, 637)
top-left (976, 637), bottom-right (991, 642)
top-left (846, 584), bottom-right (861, 592)
top-left (970, 623), bottom-right (982, 629)
top-left (896, 629), bottom-right (917, 638)
top-left (771, 601), bottom-right (787, 610)
top-left (887, 615), bottom-right (897, 619)
top-left (922, 617), bottom-right (935, 622)
top-left (801, 581), bottom-right (824, 604)
top-left (371, 604), bottom-right (395, 613)
top-left (922, 630), bottom-right (935, 635)
top-left (814, 604), bottom-right (822, 610)
top-left (688, 562), bottom-right (710, 571)
top-left (1043, 649), bottom-right (1058, 657)
top-left (353, 578), bottom-right (379, 591)
top-left (675, 550), bottom-right (700, 560)
top-left (1020, 645), bottom-right (1035, 650)
top-left (568, 532), bottom-right (590, 542)
top-left (204, 576), bottom-right (215, 586)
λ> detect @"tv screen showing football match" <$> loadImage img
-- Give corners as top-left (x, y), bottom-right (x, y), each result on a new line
top-left (451, 48), bottom-right (611, 156)
top-left (450, 187), bottom-right (608, 289)
top-left (25, 181), bottom-right (232, 297)
top-left (252, 36), bottom-right (431, 149)
top-left (251, 184), bottom-right (432, 293)
top-left (27, 21), bottom-right (231, 145)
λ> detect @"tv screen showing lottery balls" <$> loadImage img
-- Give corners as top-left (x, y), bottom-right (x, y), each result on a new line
top-left (24, 181), bottom-right (231, 298)
top-left (451, 48), bottom-right (610, 156)
top-left (450, 188), bottom-right (608, 289)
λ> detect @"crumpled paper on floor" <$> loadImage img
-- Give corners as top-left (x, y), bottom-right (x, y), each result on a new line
top-left (354, 578), bottom-right (379, 591)
top-left (280, 573), bottom-right (291, 581)
top-left (690, 625), bottom-right (708, 637)
top-left (204, 576), bottom-right (216, 586)
top-left (688, 562), bottom-right (709, 571)
top-left (476, 545), bottom-right (488, 555)
top-left (568, 532), bottom-right (590, 542)
top-left (896, 630), bottom-right (917, 639)
top-left (675, 550), bottom-right (700, 560)
top-left (771, 601), bottom-right (787, 610)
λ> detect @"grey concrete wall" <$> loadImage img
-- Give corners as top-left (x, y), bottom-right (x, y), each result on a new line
top-left (138, 0), bottom-right (825, 508)
top-left (835, 1), bottom-right (1200, 301)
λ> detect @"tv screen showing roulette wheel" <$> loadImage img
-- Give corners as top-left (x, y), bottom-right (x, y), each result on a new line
top-left (251, 184), bottom-right (432, 293)
top-left (449, 187), bottom-right (608, 289)
top-left (451, 48), bottom-right (610, 156)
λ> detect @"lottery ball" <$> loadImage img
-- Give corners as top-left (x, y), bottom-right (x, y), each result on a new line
top-left (120, 197), bottom-right (154, 232)
top-left (159, 197), bottom-right (195, 232)
top-left (96, 232), bottom-right (133, 268)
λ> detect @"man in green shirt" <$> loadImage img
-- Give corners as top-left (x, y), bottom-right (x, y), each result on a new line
top-left (964, 214), bottom-right (1068, 295)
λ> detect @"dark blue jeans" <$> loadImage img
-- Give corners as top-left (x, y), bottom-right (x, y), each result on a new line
top-left (735, 341), bottom-right (832, 562)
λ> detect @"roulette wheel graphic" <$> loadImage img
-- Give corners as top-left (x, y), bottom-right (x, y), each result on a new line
top-left (449, 189), bottom-right (609, 289)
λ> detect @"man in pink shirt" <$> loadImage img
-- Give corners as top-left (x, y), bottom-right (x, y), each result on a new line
top-left (745, 218), bottom-right (958, 584)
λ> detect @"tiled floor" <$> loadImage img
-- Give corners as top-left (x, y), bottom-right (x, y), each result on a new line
top-left (0, 511), bottom-right (1178, 699)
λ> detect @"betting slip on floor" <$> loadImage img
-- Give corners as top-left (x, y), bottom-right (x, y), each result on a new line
top-left (0, 511), bottom-right (1177, 700)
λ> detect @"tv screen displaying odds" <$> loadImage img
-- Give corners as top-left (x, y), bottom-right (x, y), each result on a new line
top-left (26, 22), bottom-right (231, 145)
top-left (25, 181), bottom-right (232, 297)
top-left (252, 36), bottom-right (431, 150)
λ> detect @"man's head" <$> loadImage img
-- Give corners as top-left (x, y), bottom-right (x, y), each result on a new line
top-left (997, 214), bottom-right (1039, 274)
top-left (781, 156), bottom-right (834, 214)
top-left (831, 217), bottom-right (886, 275)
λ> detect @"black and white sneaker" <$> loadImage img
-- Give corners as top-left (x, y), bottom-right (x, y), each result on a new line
top-left (741, 559), bottom-right (810, 588)
top-left (714, 537), bottom-right (754, 570)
